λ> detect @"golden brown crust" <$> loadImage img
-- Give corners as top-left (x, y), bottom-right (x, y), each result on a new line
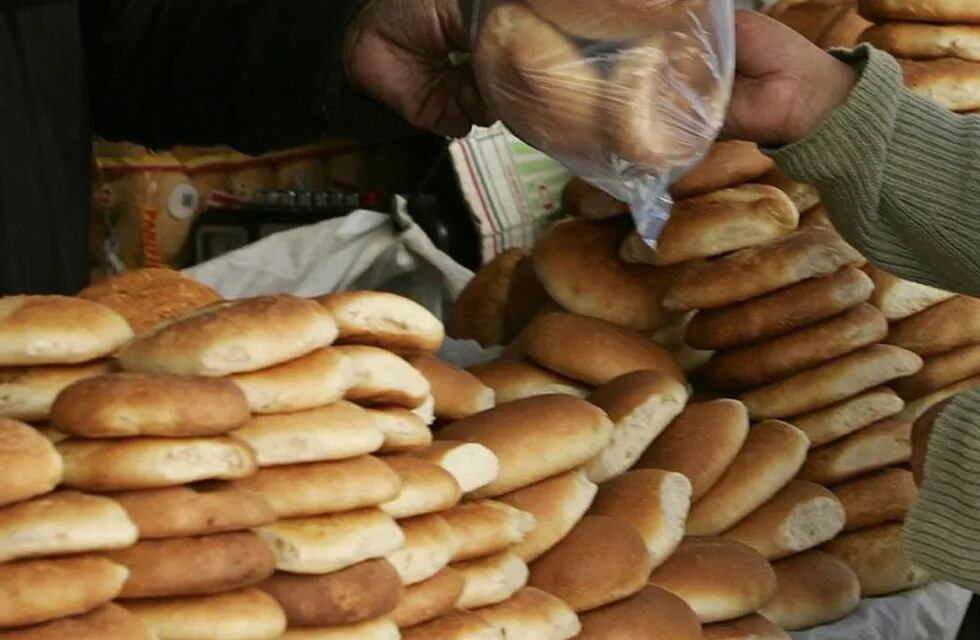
top-left (819, 7), bottom-right (872, 48)
top-left (474, 587), bottom-right (581, 640)
top-left (0, 604), bottom-right (155, 640)
top-left (0, 418), bottom-right (63, 506)
top-left (887, 296), bottom-right (980, 355)
top-left (317, 290), bottom-right (444, 354)
top-left (449, 249), bottom-right (528, 347)
top-left (899, 57), bottom-right (980, 111)
top-left (408, 356), bottom-right (495, 420)
top-left (562, 178), bottom-right (628, 221)
top-left (230, 347), bottom-right (353, 414)
top-left (0, 361), bottom-right (114, 422)
top-left (392, 568), bottom-right (465, 629)
top-left (468, 360), bottom-right (589, 404)
top-left (832, 467), bottom-right (917, 532)
top-left (823, 523), bottom-right (931, 596)
top-left (758, 551), bottom-right (860, 631)
top-left (758, 167), bottom-right (821, 213)
top-left (864, 263), bottom-right (955, 321)
top-left (774, 0), bottom-right (853, 44)
top-left (576, 585), bottom-right (702, 640)
top-left (441, 500), bottom-right (536, 562)
top-left (800, 420), bottom-right (912, 485)
top-left (338, 346), bottom-right (431, 409)
top-left (671, 141), bottom-right (775, 199)
top-left (788, 387), bottom-right (905, 446)
top-left (402, 610), bottom-right (501, 640)
top-left (123, 588), bottom-right (287, 640)
top-left (862, 22), bottom-right (980, 62)
top-left (380, 457), bottom-right (462, 519)
top-left (892, 343), bottom-right (980, 400)
top-left (702, 614), bottom-right (790, 640)
top-left (859, 0), bottom-right (980, 24)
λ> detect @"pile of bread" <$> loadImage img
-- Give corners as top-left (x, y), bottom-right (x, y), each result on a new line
top-left (767, 0), bottom-right (871, 49)
top-left (451, 136), bottom-right (980, 636)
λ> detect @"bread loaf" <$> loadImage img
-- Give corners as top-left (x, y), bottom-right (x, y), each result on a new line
top-left (823, 523), bottom-right (931, 596)
top-left (685, 267), bottom-right (874, 350)
top-left (528, 516), bottom-right (653, 613)
top-left (392, 568), bottom-right (463, 628)
top-left (402, 610), bottom-right (502, 640)
top-left (278, 617), bottom-right (399, 639)
top-left (442, 500), bottom-right (536, 562)
top-left (0, 361), bottom-right (112, 421)
top-left (864, 264), bottom-right (955, 321)
top-left (230, 347), bottom-right (353, 414)
top-left (739, 345), bottom-right (923, 420)
top-left (454, 551), bottom-right (529, 610)
top-left (232, 403), bottom-right (384, 467)
top-left (368, 407), bottom-right (433, 452)
top-left (0, 296), bottom-right (132, 365)
top-left (800, 419), bottom-right (912, 485)
top-left (0, 418), bottom-right (62, 506)
top-left (380, 457), bottom-right (462, 519)
top-left (888, 296), bottom-right (980, 355)
top-left (258, 559), bottom-right (400, 628)
top-left (634, 399), bottom-right (750, 500)
top-left (0, 604), bottom-right (154, 640)
top-left (832, 468), bottom-right (917, 532)
top-left (318, 291), bottom-right (443, 354)
top-left (403, 441), bottom-right (500, 494)
top-left (687, 421), bottom-right (809, 536)
top-left (759, 167), bottom-right (820, 213)
top-left (408, 356), bottom-right (495, 420)
top-left (52, 372), bottom-right (250, 438)
top-left (524, 0), bottom-right (687, 40)
top-left (788, 387), bottom-right (905, 446)
top-left (862, 22), bottom-right (980, 62)
top-left (576, 585), bottom-right (702, 640)
top-left (231, 456), bottom-right (401, 518)
top-left (387, 514), bottom-right (457, 586)
top-left (859, 0), bottom-right (980, 25)
top-left (584, 371), bottom-right (688, 482)
top-left (118, 295), bottom-right (337, 376)
top-left (900, 57), bottom-right (980, 111)
top-left (671, 140), bottom-right (775, 199)
top-left (562, 178), bottom-right (628, 220)
top-left (504, 254), bottom-right (558, 338)
top-left (449, 249), bottom-right (527, 347)
top-left (475, 587), bottom-right (580, 640)
top-left (338, 346), bottom-right (431, 408)
top-left (721, 480), bottom-right (845, 560)
top-left (895, 374), bottom-right (980, 423)
top-left (701, 614), bottom-right (789, 640)
top-left (124, 588), bottom-right (287, 640)
top-left (892, 343), bottom-right (980, 400)
top-left (758, 551), bottom-right (860, 631)
top-left (648, 537), bottom-right (776, 624)
top-left (498, 469), bottom-right (598, 562)
top-left (524, 313), bottom-right (684, 385)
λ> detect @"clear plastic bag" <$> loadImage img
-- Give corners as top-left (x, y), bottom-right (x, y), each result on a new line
top-left (471, 0), bottom-right (735, 246)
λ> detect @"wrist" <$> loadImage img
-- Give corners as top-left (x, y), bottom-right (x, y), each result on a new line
top-left (785, 58), bottom-right (858, 143)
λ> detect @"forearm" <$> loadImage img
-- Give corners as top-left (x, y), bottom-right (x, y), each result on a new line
top-left (82, 0), bottom-right (414, 153)
top-left (905, 388), bottom-right (980, 592)
top-left (769, 46), bottom-right (980, 297)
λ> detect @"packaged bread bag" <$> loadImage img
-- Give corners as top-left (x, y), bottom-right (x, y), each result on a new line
top-left (267, 144), bottom-right (328, 192)
top-left (472, 0), bottom-right (735, 247)
top-left (172, 146), bottom-right (235, 214)
top-left (225, 150), bottom-right (277, 205)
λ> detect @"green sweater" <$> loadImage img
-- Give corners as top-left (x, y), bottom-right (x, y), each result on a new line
top-left (771, 45), bottom-right (980, 593)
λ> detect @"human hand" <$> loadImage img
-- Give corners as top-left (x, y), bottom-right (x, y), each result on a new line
top-left (911, 400), bottom-right (950, 486)
top-left (724, 11), bottom-right (858, 146)
top-left (343, 0), bottom-right (493, 138)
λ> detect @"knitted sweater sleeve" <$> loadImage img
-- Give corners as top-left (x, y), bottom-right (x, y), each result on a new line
top-left (768, 45), bottom-right (980, 592)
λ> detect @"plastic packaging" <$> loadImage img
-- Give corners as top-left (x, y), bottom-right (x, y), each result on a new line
top-left (471, 0), bottom-right (735, 246)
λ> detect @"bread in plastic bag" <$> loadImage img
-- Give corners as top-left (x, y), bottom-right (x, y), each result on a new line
top-left (472, 0), bottom-right (735, 246)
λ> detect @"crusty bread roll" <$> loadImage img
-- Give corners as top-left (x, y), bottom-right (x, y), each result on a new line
top-left (403, 441), bottom-right (500, 494)
top-left (318, 291), bottom-right (444, 355)
top-left (0, 296), bottom-right (133, 366)
top-left (380, 457), bottom-right (462, 519)
top-left (576, 585), bottom-right (701, 640)
top-left (533, 218), bottom-right (680, 332)
top-left (621, 185), bottom-right (799, 267)
top-left (634, 399), bottom-right (750, 501)
top-left (408, 356), bottom-right (495, 420)
top-left (107, 531), bottom-right (275, 599)
top-left (454, 551), bottom-right (529, 610)
top-left (0, 603), bottom-right (154, 640)
top-left (369, 407), bottom-right (433, 452)
top-left (498, 469), bottom-right (597, 562)
top-left (528, 516), bottom-right (653, 613)
top-left (721, 480), bottom-right (845, 560)
top-left (739, 345), bottom-right (923, 420)
top-left (231, 456), bottom-right (401, 518)
top-left (864, 264), bottom-right (955, 321)
top-left (800, 419), bottom-right (912, 485)
top-left (437, 395), bottom-right (612, 498)
top-left (0, 418), bottom-right (62, 506)
top-left (687, 421), bottom-right (809, 536)
top-left (562, 178), bottom-right (628, 221)
top-left (888, 296), bottom-right (980, 355)
top-left (277, 617), bottom-right (399, 639)
top-left (665, 227), bottom-right (864, 312)
top-left (110, 484), bottom-right (275, 539)
top-left (442, 501), bottom-right (535, 562)
top-left (387, 514), bottom-right (457, 586)
top-left (892, 343), bottom-right (980, 400)
top-left (585, 371), bottom-right (688, 482)
top-left (504, 253), bottom-right (558, 338)
top-left (230, 347), bottom-right (353, 414)
top-left (524, 313), bottom-right (684, 386)
top-left (685, 266), bottom-right (873, 350)
top-left (860, 0), bottom-right (980, 25)
top-left (863, 22), bottom-right (980, 62)
top-left (671, 141), bottom-right (775, 200)
top-left (758, 167), bottom-right (820, 214)
top-left (474, 4), bottom-right (601, 158)
top-left (402, 610), bottom-right (503, 640)
top-left (758, 551), bottom-right (860, 631)
top-left (702, 614), bottom-right (789, 640)
top-left (255, 509), bottom-right (405, 575)
top-left (475, 587), bottom-right (580, 640)
top-left (832, 468), bottom-right (917, 532)
top-left (823, 523), bottom-right (931, 596)
top-left (773, 0), bottom-right (853, 43)
top-left (117, 295), bottom-right (337, 376)
top-left (57, 436), bottom-right (256, 492)
top-left (800, 203), bottom-right (833, 229)
top-left (392, 568), bottom-right (464, 628)
top-left (258, 559), bottom-right (401, 627)
top-left (450, 249), bottom-right (527, 348)
top-left (338, 346), bottom-right (431, 409)
top-left (77, 267), bottom-right (221, 334)
top-left (899, 57), bottom-right (980, 111)
top-left (649, 537), bottom-right (777, 624)
top-left (0, 555), bottom-right (129, 628)
top-left (469, 361), bottom-right (589, 403)
top-left (232, 403), bottom-right (384, 467)
top-left (819, 5), bottom-right (873, 48)
top-left (0, 361), bottom-right (112, 421)
top-left (704, 304), bottom-right (888, 391)
top-left (124, 588), bottom-right (287, 640)
top-left (788, 387), bottom-right (905, 446)
top-left (895, 374), bottom-right (980, 423)
top-left (52, 372), bottom-right (250, 439)
top-left (589, 470), bottom-right (691, 567)
top-left (0, 491), bottom-right (137, 563)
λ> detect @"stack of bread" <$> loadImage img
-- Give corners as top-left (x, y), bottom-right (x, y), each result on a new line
top-left (767, 0), bottom-right (871, 49)
top-left (859, 1), bottom-right (980, 115)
